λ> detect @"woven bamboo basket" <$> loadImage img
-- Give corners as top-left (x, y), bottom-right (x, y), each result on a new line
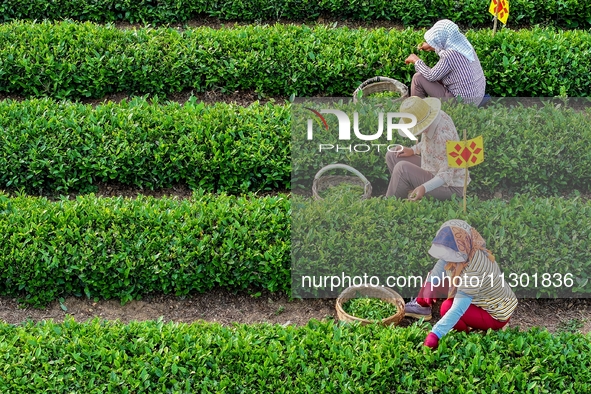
top-left (335, 285), bottom-right (405, 326)
top-left (352, 76), bottom-right (409, 103)
top-left (312, 163), bottom-right (372, 200)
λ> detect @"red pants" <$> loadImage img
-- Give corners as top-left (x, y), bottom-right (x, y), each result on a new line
top-left (417, 279), bottom-right (508, 332)
top-left (439, 299), bottom-right (508, 332)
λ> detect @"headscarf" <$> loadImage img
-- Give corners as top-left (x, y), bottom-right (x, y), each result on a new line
top-left (428, 219), bottom-right (495, 297)
top-left (424, 19), bottom-right (476, 62)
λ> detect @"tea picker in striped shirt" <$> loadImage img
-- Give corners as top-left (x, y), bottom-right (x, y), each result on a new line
top-left (404, 219), bottom-right (518, 350)
top-left (404, 19), bottom-right (487, 106)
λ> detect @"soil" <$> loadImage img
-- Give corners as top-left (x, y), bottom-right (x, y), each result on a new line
top-left (80, 89), bottom-right (289, 108)
top-left (3, 90), bottom-right (591, 113)
top-left (4, 177), bottom-right (588, 203)
top-left (24, 187), bottom-right (591, 206)
top-left (94, 182), bottom-right (195, 200)
top-left (114, 16), bottom-right (409, 31)
top-left (0, 182), bottom-right (291, 202)
top-left (114, 16), bottom-right (541, 32)
top-left (1, 289), bottom-right (590, 334)
top-left (0, 89), bottom-right (289, 108)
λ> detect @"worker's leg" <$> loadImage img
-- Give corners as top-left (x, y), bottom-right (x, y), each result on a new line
top-left (405, 261), bottom-right (450, 320)
top-left (416, 275), bottom-right (450, 307)
top-left (411, 73), bottom-right (455, 99)
top-left (440, 299), bottom-right (509, 332)
top-left (385, 150), bottom-right (421, 174)
top-left (385, 158), bottom-right (464, 200)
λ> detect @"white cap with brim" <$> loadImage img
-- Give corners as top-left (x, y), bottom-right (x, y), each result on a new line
top-left (397, 96), bottom-right (442, 138)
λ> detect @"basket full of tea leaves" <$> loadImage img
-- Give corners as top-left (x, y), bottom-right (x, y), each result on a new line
top-left (336, 285), bottom-right (405, 326)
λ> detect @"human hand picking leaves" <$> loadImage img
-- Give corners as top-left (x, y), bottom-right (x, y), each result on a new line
top-left (423, 332), bottom-right (439, 349)
top-left (408, 185), bottom-right (426, 202)
top-left (405, 54), bottom-right (420, 65)
top-left (417, 42), bottom-right (435, 51)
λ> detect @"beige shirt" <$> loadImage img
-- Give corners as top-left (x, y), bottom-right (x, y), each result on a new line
top-left (411, 110), bottom-right (470, 188)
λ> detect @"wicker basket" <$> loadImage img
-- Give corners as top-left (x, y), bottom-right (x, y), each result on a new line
top-left (352, 76), bottom-right (409, 103)
top-left (312, 163), bottom-right (372, 200)
top-left (335, 285), bottom-right (405, 326)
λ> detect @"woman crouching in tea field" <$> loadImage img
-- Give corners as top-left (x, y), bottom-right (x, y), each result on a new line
top-left (404, 219), bottom-right (518, 350)
top-left (404, 19), bottom-right (486, 106)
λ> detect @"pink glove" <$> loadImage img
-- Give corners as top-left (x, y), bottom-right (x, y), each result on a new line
top-left (423, 332), bottom-right (439, 349)
top-left (417, 285), bottom-right (436, 306)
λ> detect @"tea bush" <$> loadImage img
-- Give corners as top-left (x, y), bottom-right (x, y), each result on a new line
top-left (0, 192), bottom-right (290, 306)
top-left (1, 192), bottom-right (590, 305)
top-left (0, 318), bottom-right (590, 392)
top-left (2, 97), bottom-right (590, 195)
top-left (2, 0), bottom-right (589, 28)
top-left (292, 193), bottom-right (591, 298)
top-left (293, 98), bottom-right (591, 195)
top-left (1, 22), bottom-right (591, 99)
top-left (0, 98), bottom-right (290, 194)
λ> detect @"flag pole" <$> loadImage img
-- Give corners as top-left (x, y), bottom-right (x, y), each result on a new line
top-left (463, 129), bottom-right (468, 214)
top-left (493, 6), bottom-right (499, 36)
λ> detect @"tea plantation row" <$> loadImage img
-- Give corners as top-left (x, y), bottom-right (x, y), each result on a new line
top-left (0, 98), bottom-right (289, 194)
top-left (1, 97), bottom-right (590, 195)
top-left (1, 318), bottom-right (589, 392)
top-left (2, 0), bottom-right (587, 28)
top-left (291, 192), bottom-right (591, 298)
top-left (0, 21), bottom-right (589, 98)
top-left (1, 192), bottom-right (590, 306)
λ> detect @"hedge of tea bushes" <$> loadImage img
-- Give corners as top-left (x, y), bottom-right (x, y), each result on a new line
top-left (291, 193), bottom-right (591, 298)
top-left (0, 192), bottom-right (290, 307)
top-left (1, 0), bottom-right (589, 29)
top-left (1, 22), bottom-right (591, 99)
top-left (1, 318), bottom-right (590, 393)
top-left (2, 97), bottom-right (590, 196)
top-left (0, 98), bottom-right (290, 194)
top-left (293, 98), bottom-right (591, 196)
top-left (1, 192), bottom-right (590, 306)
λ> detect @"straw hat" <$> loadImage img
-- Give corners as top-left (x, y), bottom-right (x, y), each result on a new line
top-left (397, 96), bottom-right (442, 137)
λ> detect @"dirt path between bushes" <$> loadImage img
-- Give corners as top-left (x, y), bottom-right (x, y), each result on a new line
top-left (115, 16), bottom-right (409, 31)
top-left (0, 288), bottom-right (590, 334)
top-left (110, 16), bottom-right (543, 32)
top-left (10, 180), bottom-right (587, 204)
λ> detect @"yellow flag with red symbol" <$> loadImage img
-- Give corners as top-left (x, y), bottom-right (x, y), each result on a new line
top-left (446, 136), bottom-right (484, 168)
top-left (489, 0), bottom-right (509, 24)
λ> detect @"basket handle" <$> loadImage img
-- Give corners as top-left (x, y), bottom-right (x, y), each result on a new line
top-left (352, 76), bottom-right (409, 102)
top-left (357, 76), bottom-right (385, 91)
top-left (312, 163), bottom-right (372, 200)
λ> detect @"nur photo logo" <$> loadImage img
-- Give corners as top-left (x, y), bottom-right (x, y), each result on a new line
top-left (304, 107), bottom-right (418, 153)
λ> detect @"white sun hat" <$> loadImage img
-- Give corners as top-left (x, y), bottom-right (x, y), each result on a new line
top-left (397, 96), bottom-right (442, 137)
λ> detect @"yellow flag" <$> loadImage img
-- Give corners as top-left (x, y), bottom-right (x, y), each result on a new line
top-left (489, 0), bottom-right (509, 24)
top-left (446, 136), bottom-right (484, 168)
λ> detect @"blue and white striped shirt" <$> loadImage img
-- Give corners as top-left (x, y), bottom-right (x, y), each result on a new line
top-left (415, 49), bottom-right (486, 105)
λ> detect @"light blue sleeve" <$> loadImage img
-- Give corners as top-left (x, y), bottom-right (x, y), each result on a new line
top-left (426, 259), bottom-right (448, 284)
top-left (431, 291), bottom-right (473, 339)
top-left (422, 176), bottom-right (445, 193)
